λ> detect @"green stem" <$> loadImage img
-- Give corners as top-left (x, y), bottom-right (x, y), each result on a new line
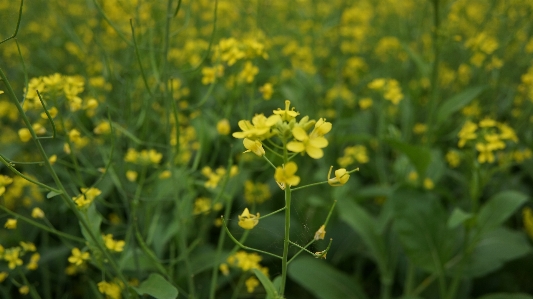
top-left (279, 179), bottom-right (291, 296)
top-left (221, 217), bottom-right (282, 259)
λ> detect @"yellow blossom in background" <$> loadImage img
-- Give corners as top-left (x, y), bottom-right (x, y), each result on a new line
top-left (259, 83), bottom-right (274, 100)
top-left (201, 67), bottom-right (217, 85)
top-left (238, 208), bottom-right (260, 230)
top-left (413, 123), bottom-right (427, 134)
top-left (244, 180), bottom-right (271, 204)
top-left (73, 187), bottom-right (101, 208)
top-left (314, 225), bottom-right (326, 240)
top-left (0, 272), bottom-right (7, 283)
top-left (245, 276), bottom-right (260, 293)
top-left (202, 166), bottom-right (236, 188)
top-left (327, 166), bottom-right (350, 186)
top-left (27, 253), bottom-right (40, 270)
top-left (408, 171), bottom-right (418, 183)
top-left (458, 121), bottom-right (478, 147)
top-left (446, 151), bottom-right (461, 168)
top-left (423, 178), bottom-right (434, 190)
top-left (479, 117), bottom-right (497, 128)
top-left (158, 170), bottom-right (172, 179)
top-left (368, 78), bottom-right (386, 89)
top-left (20, 242), bottom-right (36, 252)
top-left (0, 175), bottom-right (13, 196)
top-left (217, 119), bottom-right (231, 135)
top-left (49, 155), bottom-right (57, 165)
top-left (18, 128), bottom-right (32, 142)
top-left (243, 138), bottom-right (265, 157)
top-left (274, 162), bottom-right (300, 188)
top-left (103, 234), bottom-right (125, 252)
top-left (19, 286), bottom-right (30, 295)
top-left (126, 171), bottom-right (138, 182)
top-left (523, 207), bottom-right (533, 240)
top-left (40, 107), bottom-right (58, 119)
top-left (94, 121), bottom-right (111, 135)
top-left (219, 263), bottom-right (229, 276)
top-left (68, 248), bottom-right (90, 266)
top-left (476, 142), bottom-right (495, 163)
top-left (338, 145), bottom-right (369, 167)
top-left (273, 100), bottom-right (300, 121)
top-left (4, 247), bottom-right (23, 269)
top-left (358, 98), bottom-right (373, 109)
top-left (97, 280), bottom-right (122, 299)
top-left (4, 218), bottom-right (17, 229)
top-left (239, 61), bottom-right (259, 83)
top-left (193, 197), bottom-right (212, 215)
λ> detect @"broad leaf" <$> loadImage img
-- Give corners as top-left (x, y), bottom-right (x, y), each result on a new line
top-left (386, 139), bottom-right (431, 177)
top-left (133, 273), bottom-right (178, 299)
top-left (435, 86), bottom-right (486, 126)
top-left (288, 256), bottom-right (368, 299)
top-left (447, 208), bottom-right (473, 229)
top-left (477, 191), bottom-right (528, 236)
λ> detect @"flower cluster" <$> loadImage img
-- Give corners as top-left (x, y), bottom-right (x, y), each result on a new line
top-left (219, 251), bottom-right (269, 293)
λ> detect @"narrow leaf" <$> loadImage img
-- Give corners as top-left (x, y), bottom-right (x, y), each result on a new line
top-left (477, 191), bottom-right (528, 235)
top-left (253, 268), bottom-right (278, 299)
top-left (386, 139), bottom-right (431, 177)
top-left (447, 208), bottom-right (473, 229)
top-left (436, 86), bottom-right (486, 126)
top-left (133, 273), bottom-right (178, 299)
top-left (47, 190), bottom-right (62, 198)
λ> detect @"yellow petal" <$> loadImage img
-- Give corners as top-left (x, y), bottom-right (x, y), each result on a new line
top-left (286, 176), bottom-right (300, 186)
top-left (287, 141), bottom-right (305, 153)
top-left (306, 146), bottom-right (324, 159)
top-left (309, 137), bottom-right (328, 148)
top-left (284, 161), bottom-right (298, 174)
top-left (292, 126), bottom-right (308, 141)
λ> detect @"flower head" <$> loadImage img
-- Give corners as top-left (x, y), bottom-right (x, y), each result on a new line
top-left (327, 166), bottom-right (350, 186)
top-left (68, 248), bottom-right (90, 266)
top-left (273, 100), bottom-right (299, 121)
top-left (314, 225), bottom-right (326, 240)
top-left (232, 114), bottom-right (281, 140)
top-left (238, 208), bottom-right (260, 230)
top-left (243, 138), bottom-right (265, 156)
top-left (274, 161), bottom-right (300, 188)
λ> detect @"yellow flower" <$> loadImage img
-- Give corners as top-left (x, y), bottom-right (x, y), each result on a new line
top-left (239, 61), bottom-right (259, 83)
top-left (27, 253), bottom-right (40, 270)
top-left (274, 162), bottom-right (300, 187)
top-left (476, 143), bottom-right (495, 163)
top-left (193, 197), bottom-right (212, 215)
top-left (31, 207), bottom-right (45, 219)
top-left (4, 218), bottom-right (17, 229)
top-left (423, 178), bottom-right (434, 190)
top-left (126, 170), bottom-right (138, 182)
top-left (4, 247), bottom-right (23, 269)
top-left (287, 119), bottom-right (331, 159)
top-left (94, 121), bottom-right (111, 135)
top-left (445, 151), bottom-right (460, 168)
top-left (458, 121), bottom-right (478, 148)
top-left (158, 170), bottom-right (172, 179)
top-left (18, 128), bottom-right (32, 142)
top-left (245, 276), bottom-right (260, 293)
top-left (238, 208), bottom-right (260, 230)
top-left (232, 114), bottom-right (281, 140)
top-left (68, 248), bottom-right (90, 266)
top-left (97, 281), bottom-right (123, 299)
top-left (259, 83), bottom-right (274, 100)
top-left (243, 138), bottom-right (265, 157)
top-left (0, 175), bottom-right (13, 196)
top-left (327, 166), bottom-right (350, 186)
top-left (273, 100), bottom-right (300, 121)
top-left (19, 285), bottom-right (30, 295)
top-left (103, 234), bottom-right (126, 252)
top-left (217, 119), bottom-right (231, 135)
top-left (0, 272), bottom-right (8, 283)
top-left (72, 187), bottom-right (102, 208)
top-left (358, 98), bottom-right (373, 109)
top-left (314, 225), bottom-right (326, 240)
top-left (219, 263), bottom-right (229, 276)
top-left (244, 181), bottom-right (271, 204)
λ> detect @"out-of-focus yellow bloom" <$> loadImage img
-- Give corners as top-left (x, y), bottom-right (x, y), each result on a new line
top-left (358, 98), bottom-right (373, 109)
top-left (40, 107), bottom-right (58, 119)
top-left (48, 155), bottom-right (57, 165)
top-left (476, 143), bottom-right (495, 163)
top-left (523, 207), bottom-right (533, 240)
top-left (238, 208), bottom-right (260, 230)
top-left (103, 234), bottom-right (125, 252)
top-left (4, 218), bottom-right (17, 229)
top-left (273, 100), bottom-right (299, 121)
top-left (243, 138), bottom-right (265, 157)
top-left (239, 61), bottom-right (259, 83)
top-left (274, 162), bottom-right (300, 188)
top-left (458, 121), bottom-right (478, 148)
top-left (97, 280), bottom-right (123, 299)
top-left (68, 248), bottom-right (90, 266)
top-left (413, 123), bottom-right (427, 134)
top-left (0, 175), bottom-right (13, 196)
top-left (159, 170), bottom-right (172, 179)
top-left (27, 253), bottom-right (40, 270)
top-left (193, 197), bottom-right (212, 215)
top-left (314, 225), bottom-right (326, 240)
top-left (287, 118), bottom-right (331, 159)
top-left (423, 178), bottom-right (434, 190)
top-left (245, 276), bottom-right (259, 293)
top-left (19, 286), bottom-right (30, 295)
top-left (217, 119), bottom-right (231, 135)
top-left (244, 181), bottom-right (271, 204)
top-left (126, 170), bottom-right (138, 182)
top-left (327, 166), bottom-right (350, 186)
top-left (0, 272), bottom-right (8, 283)
top-left (4, 247), bottom-right (23, 269)
top-left (259, 83), bottom-right (273, 100)
top-left (94, 121), bottom-right (111, 135)
top-left (20, 242), bottom-right (36, 252)
top-left (219, 263), bottom-right (229, 276)
top-left (446, 151), bottom-right (461, 168)
top-left (73, 187), bottom-right (101, 208)
top-left (18, 128), bottom-right (32, 142)
top-left (368, 78), bottom-right (386, 89)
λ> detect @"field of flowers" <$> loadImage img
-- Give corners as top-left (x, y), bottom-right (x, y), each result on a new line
top-left (1, 0), bottom-right (533, 298)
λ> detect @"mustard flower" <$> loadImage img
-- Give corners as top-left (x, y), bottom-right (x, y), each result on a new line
top-left (4, 247), bottom-right (23, 269)
top-left (0, 272), bottom-right (7, 283)
top-left (94, 121), bottom-right (111, 135)
top-left (27, 253), bottom-right (40, 270)
top-left (244, 180), bottom-right (271, 204)
top-left (327, 166), bottom-right (350, 186)
top-left (314, 225), bottom-right (326, 240)
top-left (238, 208), bottom-right (260, 230)
top-left (31, 207), bottom-right (45, 219)
top-left (103, 234), bottom-right (126, 252)
top-left (217, 119), bottom-right (231, 135)
top-left (273, 100), bottom-right (299, 121)
top-left (4, 218), bottom-right (17, 229)
top-left (274, 161), bottom-right (300, 188)
top-left (126, 170), bottom-right (138, 182)
top-left (239, 61), bottom-right (259, 83)
top-left (476, 143), bottom-right (495, 163)
top-left (0, 175), bottom-right (13, 196)
top-left (423, 178), bottom-right (434, 190)
top-left (446, 151), bottom-right (460, 168)
top-left (193, 197), bottom-right (212, 215)
top-left (358, 98), bottom-right (373, 109)
top-left (97, 281), bottom-right (122, 299)
top-left (243, 138), bottom-right (265, 157)
top-left (18, 128), bottom-right (32, 142)
top-left (219, 263), bottom-right (229, 276)
top-left (458, 121), bottom-right (478, 148)
top-left (287, 119), bottom-right (331, 159)
top-left (232, 114), bottom-right (281, 140)
top-left (68, 248), bottom-right (90, 266)
top-left (19, 286), bottom-right (30, 295)
top-left (246, 277), bottom-right (260, 293)
top-left (259, 83), bottom-right (274, 100)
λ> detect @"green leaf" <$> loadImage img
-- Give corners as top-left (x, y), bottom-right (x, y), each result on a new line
top-left (435, 86), bottom-right (486, 126)
top-left (477, 191), bottom-right (528, 235)
top-left (337, 199), bottom-right (388, 273)
top-left (386, 139), bottom-right (432, 177)
top-left (401, 43), bottom-right (430, 77)
top-left (46, 190), bottom-right (62, 198)
top-left (79, 204), bottom-right (102, 248)
top-left (133, 273), bottom-right (178, 299)
top-left (447, 208), bottom-right (473, 229)
top-left (477, 293), bottom-right (533, 299)
top-left (288, 256), bottom-right (368, 299)
top-left (461, 227), bottom-right (531, 278)
top-left (253, 269), bottom-right (278, 299)
top-left (392, 189), bottom-right (455, 274)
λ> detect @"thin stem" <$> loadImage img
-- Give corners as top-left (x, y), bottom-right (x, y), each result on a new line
top-left (221, 217), bottom-right (282, 259)
top-left (259, 206), bottom-right (286, 219)
top-left (0, 0), bottom-right (23, 45)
